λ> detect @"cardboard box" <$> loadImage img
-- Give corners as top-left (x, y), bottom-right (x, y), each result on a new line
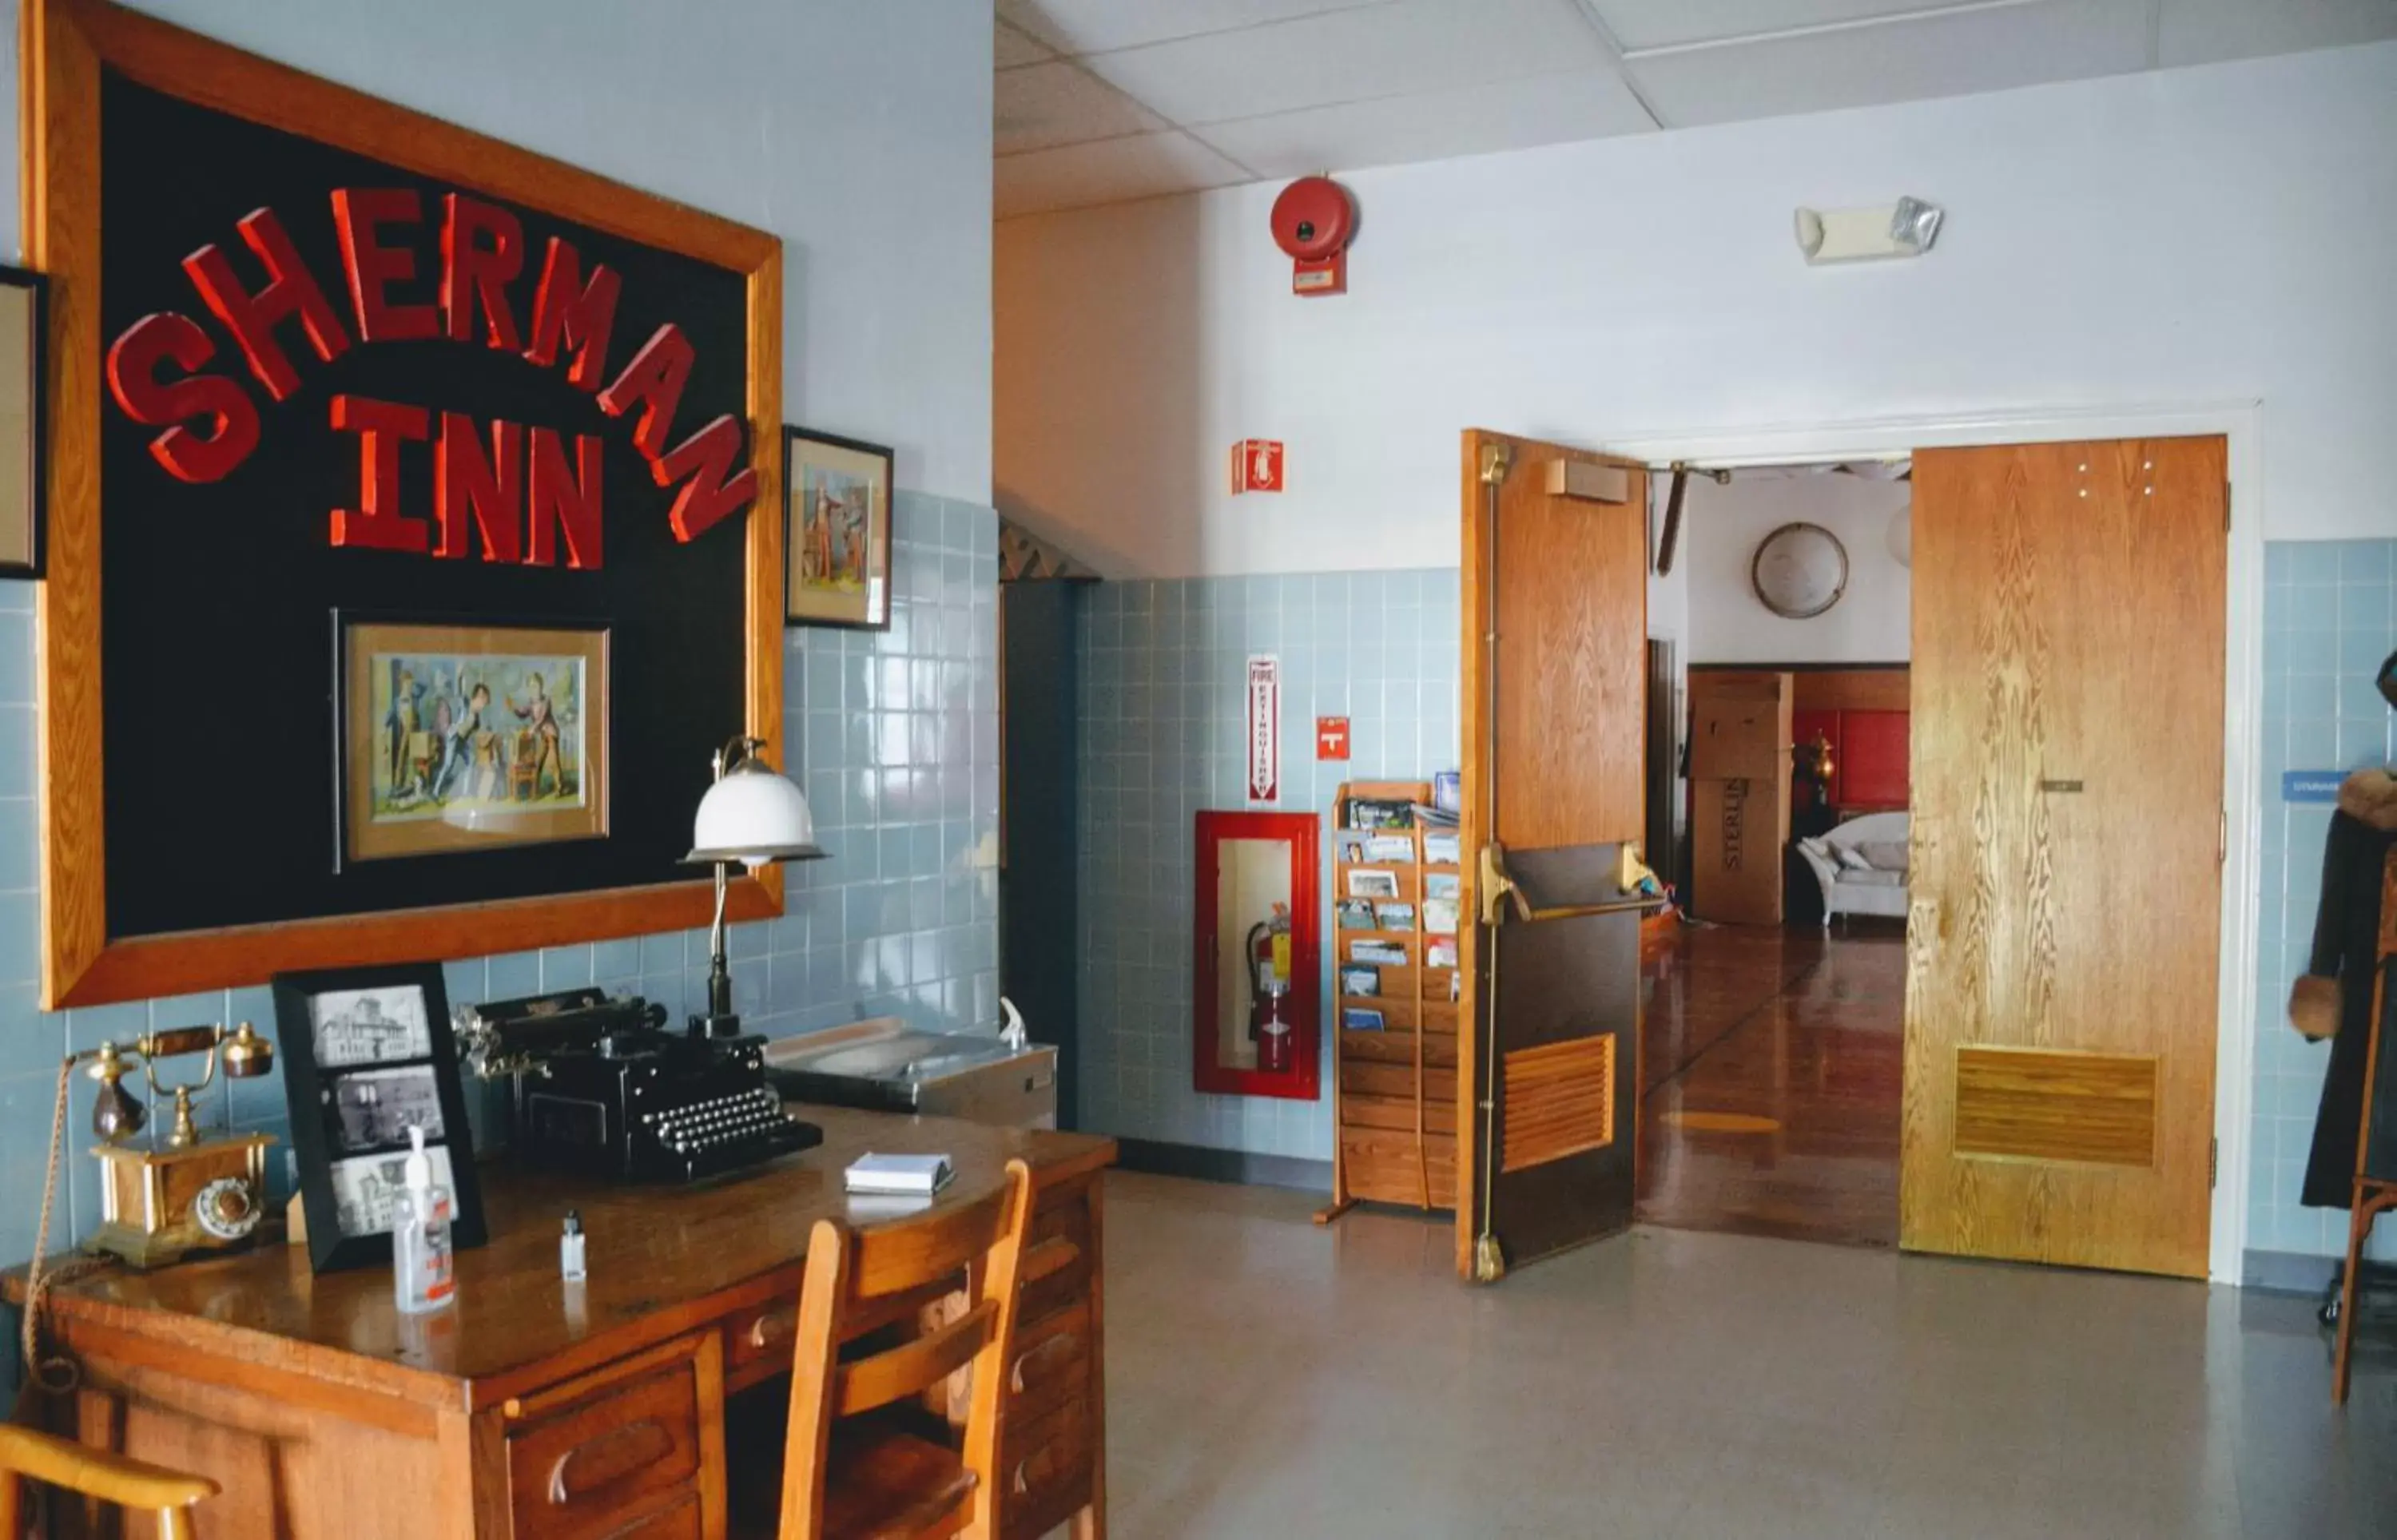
top-left (1689, 672), bottom-right (1794, 782)
top-left (1690, 776), bottom-right (1788, 926)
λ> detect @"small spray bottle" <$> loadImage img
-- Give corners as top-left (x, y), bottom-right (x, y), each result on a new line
top-left (560, 1210), bottom-right (587, 1283)
top-left (393, 1125), bottom-right (456, 1315)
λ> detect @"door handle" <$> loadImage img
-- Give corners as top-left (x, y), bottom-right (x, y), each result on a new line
top-left (1480, 841), bottom-right (1665, 927)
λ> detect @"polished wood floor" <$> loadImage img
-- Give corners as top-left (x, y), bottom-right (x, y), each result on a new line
top-left (1637, 919), bottom-right (1904, 1248)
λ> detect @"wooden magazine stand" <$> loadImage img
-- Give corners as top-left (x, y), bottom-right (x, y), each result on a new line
top-left (1315, 780), bottom-right (1461, 1221)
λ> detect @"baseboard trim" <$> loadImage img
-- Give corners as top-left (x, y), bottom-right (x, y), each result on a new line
top-left (1113, 1137), bottom-right (1334, 1193)
top-left (2244, 1248), bottom-right (2339, 1296)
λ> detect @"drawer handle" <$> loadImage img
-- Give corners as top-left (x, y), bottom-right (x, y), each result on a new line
top-left (548, 1419), bottom-right (674, 1506)
top-left (746, 1308), bottom-right (797, 1351)
top-left (1020, 1237), bottom-right (1080, 1287)
top-left (1010, 1330), bottom-right (1081, 1394)
top-left (1010, 1439), bottom-right (1062, 1498)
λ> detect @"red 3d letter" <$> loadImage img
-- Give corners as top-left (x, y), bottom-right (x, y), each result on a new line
top-left (330, 189), bottom-right (436, 343)
top-left (434, 411), bottom-right (523, 562)
top-left (653, 415), bottom-right (756, 543)
top-left (523, 237), bottom-right (619, 391)
top-left (328, 395), bottom-right (431, 553)
top-left (594, 323), bottom-right (691, 462)
top-left (441, 194), bottom-right (525, 351)
top-left (104, 312), bottom-right (260, 483)
top-left (527, 427), bottom-right (602, 569)
top-left (182, 207), bottom-right (352, 401)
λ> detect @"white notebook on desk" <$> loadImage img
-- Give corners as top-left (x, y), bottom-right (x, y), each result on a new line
top-left (845, 1152), bottom-right (955, 1197)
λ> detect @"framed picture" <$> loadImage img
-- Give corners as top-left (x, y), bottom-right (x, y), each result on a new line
top-left (273, 963), bottom-right (487, 1274)
top-left (337, 617), bottom-right (610, 865)
top-left (0, 268), bottom-right (44, 579)
top-left (785, 427), bottom-right (892, 630)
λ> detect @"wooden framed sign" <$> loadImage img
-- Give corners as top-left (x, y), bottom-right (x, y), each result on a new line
top-left (26, 0), bottom-right (787, 1006)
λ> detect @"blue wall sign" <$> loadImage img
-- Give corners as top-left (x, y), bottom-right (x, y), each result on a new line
top-left (2283, 770), bottom-right (2347, 804)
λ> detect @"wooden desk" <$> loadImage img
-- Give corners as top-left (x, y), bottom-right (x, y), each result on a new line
top-left (6, 1106), bottom-right (1115, 1539)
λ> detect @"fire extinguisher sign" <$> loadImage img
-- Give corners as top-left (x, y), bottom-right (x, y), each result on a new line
top-left (1246, 655), bottom-right (1280, 803)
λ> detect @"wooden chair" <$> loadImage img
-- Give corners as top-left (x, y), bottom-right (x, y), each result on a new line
top-left (0, 1423), bottom-right (218, 1538)
top-left (769, 1158), bottom-right (1033, 1540)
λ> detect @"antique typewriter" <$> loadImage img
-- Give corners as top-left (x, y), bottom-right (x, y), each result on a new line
top-left (456, 988), bottom-right (822, 1183)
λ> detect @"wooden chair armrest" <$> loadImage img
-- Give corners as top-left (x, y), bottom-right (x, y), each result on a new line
top-left (0, 1423), bottom-right (219, 1510)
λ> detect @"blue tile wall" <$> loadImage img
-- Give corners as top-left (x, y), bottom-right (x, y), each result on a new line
top-left (1075, 570), bottom-right (1462, 1160)
top-left (2251, 538), bottom-right (2396, 1267)
top-left (0, 490), bottom-right (998, 1266)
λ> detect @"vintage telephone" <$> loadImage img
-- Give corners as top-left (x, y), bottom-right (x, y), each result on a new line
top-left (51, 1022), bottom-right (278, 1268)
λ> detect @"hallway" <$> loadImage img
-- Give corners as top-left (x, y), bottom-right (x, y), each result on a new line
top-left (1638, 920), bottom-right (1905, 1248)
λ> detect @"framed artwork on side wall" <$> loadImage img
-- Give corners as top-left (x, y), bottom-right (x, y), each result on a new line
top-left (0, 266), bottom-right (46, 578)
top-left (785, 427), bottom-right (892, 630)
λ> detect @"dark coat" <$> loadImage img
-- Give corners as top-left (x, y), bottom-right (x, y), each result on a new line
top-left (2297, 768), bottom-right (2397, 1208)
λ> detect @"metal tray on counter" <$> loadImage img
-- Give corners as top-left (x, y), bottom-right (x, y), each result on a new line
top-left (762, 1018), bottom-right (1058, 1129)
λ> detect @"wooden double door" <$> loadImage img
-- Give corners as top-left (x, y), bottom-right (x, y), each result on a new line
top-left (1457, 431), bottom-right (2226, 1282)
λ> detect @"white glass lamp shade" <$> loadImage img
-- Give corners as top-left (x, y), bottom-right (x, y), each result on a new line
top-left (686, 760), bottom-right (822, 868)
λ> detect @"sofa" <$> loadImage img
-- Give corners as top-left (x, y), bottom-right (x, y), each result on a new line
top-left (1796, 812), bottom-right (1910, 927)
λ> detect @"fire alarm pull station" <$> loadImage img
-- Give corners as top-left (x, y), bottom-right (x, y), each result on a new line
top-left (1230, 439), bottom-right (1285, 494)
top-left (1271, 176), bottom-right (1354, 296)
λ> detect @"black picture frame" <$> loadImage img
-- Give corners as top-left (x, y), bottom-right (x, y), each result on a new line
top-left (0, 264), bottom-right (46, 580)
top-left (783, 425), bottom-right (894, 631)
top-left (273, 961), bottom-right (487, 1274)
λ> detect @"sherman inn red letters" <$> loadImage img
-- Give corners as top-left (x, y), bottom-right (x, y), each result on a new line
top-left (102, 189), bottom-right (757, 567)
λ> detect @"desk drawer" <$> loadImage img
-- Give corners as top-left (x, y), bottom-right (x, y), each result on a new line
top-left (1000, 1387), bottom-right (1094, 1540)
top-left (722, 1297), bottom-right (801, 1392)
top-left (1020, 1181), bottom-right (1092, 1328)
top-left (505, 1333), bottom-right (713, 1540)
top-left (1004, 1298), bottom-right (1091, 1425)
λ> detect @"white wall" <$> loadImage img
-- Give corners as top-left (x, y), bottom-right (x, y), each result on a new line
top-left (1683, 474), bottom-right (1912, 664)
top-left (996, 42), bottom-right (2397, 577)
top-left (21, 0), bottom-right (996, 502)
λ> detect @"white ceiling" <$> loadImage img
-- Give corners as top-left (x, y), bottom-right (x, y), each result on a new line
top-left (994, 0), bottom-right (2397, 217)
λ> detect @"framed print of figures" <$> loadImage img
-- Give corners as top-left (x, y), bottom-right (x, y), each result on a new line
top-left (0, 268), bottom-right (45, 578)
top-left (273, 963), bottom-right (486, 1274)
top-left (785, 427), bottom-right (892, 630)
top-left (338, 618), bottom-right (610, 865)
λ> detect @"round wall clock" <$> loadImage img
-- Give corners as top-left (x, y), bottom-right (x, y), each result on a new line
top-left (1751, 522), bottom-right (1850, 619)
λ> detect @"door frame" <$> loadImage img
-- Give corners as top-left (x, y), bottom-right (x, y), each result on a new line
top-left (1606, 399), bottom-right (2264, 1285)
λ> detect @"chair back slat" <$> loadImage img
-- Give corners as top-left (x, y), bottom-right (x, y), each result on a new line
top-left (833, 1298), bottom-right (998, 1419)
top-left (847, 1181), bottom-right (1013, 1300)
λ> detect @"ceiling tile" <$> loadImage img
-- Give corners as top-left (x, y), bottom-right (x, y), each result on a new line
top-left (998, 0), bottom-right (1396, 58)
top-left (2157, 0), bottom-right (2397, 67)
top-left (1201, 66), bottom-right (1655, 177)
top-left (1081, 0), bottom-right (1610, 127)
top-left (1626, 0), bottom-right (2153, 128)
top-left (996, 61), bottom-right (1167, 156)
top-left (1592, 0), bottom-right (2012, 53)
top-left (996, 131), bottom-right (1253, 219)
top-left (995, 18), bottom-right (1057, 69)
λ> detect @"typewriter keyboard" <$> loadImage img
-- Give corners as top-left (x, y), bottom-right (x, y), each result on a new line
top-left (639, 1086), bottom-right (821, 1181)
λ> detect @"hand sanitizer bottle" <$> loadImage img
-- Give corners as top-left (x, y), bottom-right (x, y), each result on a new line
top-left (393, 1125), bottom-right (456, 1315)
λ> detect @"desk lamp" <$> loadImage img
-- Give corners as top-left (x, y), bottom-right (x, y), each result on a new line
top-left (686, 735), bottom-right (822, 1040)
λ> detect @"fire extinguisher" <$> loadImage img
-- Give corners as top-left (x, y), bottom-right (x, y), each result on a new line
top-left (1246, 904), bottom-right (1294, 1074)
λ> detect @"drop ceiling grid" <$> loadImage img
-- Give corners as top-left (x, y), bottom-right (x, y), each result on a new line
top-left (992, 0), bottom-right (2397, 217)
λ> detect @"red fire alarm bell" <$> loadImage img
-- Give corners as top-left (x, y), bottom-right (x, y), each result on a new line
top-left (1270, 176), bottom-right (1354, 296)
top-left (1230, 439), bottom-right (1285, 494)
